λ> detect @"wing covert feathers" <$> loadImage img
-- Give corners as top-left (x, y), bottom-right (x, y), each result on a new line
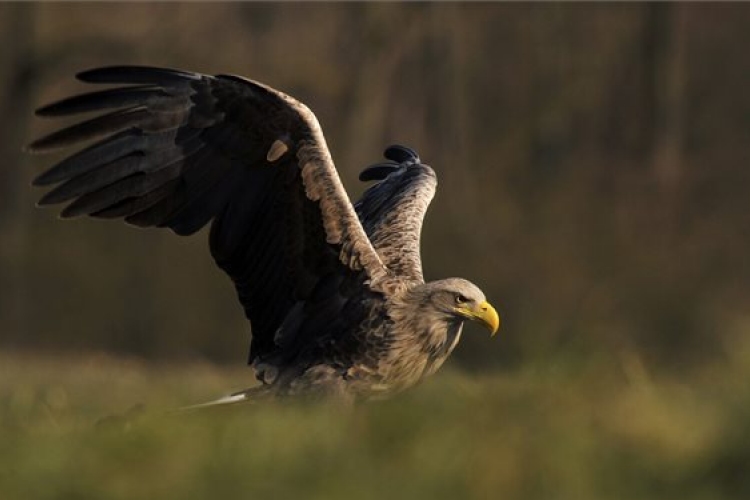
top-left (297, 140), bottom-right (389, 286)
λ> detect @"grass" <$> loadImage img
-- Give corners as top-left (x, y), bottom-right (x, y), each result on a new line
top-left (1, 343), bottom-right (749, 500)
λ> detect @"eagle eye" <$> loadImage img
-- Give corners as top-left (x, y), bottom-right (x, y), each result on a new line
top-left (455, 294), bottom-right (469, 304)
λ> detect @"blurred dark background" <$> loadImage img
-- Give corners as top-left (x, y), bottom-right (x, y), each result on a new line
top-left (1, 2), bottom-right (749, 376)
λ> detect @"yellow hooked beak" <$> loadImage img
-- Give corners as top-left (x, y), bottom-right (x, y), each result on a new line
top-left (456, 300), bottom-right (501, 336)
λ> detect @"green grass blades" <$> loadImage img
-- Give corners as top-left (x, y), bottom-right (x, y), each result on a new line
top-left (1, 348), bottom-right (750, 500)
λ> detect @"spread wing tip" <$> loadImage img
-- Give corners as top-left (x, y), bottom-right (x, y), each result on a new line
top-left (384, 144), bottom-right (420, 164)
top-left (359, 144), bottom-right (423, 182)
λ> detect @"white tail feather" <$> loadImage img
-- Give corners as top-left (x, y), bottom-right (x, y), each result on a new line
top-left (175, 392), bottom-right (250, 413)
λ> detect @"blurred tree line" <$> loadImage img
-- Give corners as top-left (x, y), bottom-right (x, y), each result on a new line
top-left (1, 3), bottom-right (748, 375)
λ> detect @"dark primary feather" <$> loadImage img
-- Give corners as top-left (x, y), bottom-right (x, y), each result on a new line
top-left (34, 85), bottom-right (191, 117)
top-left (358, 145), bottom-right (421, 182)
top-left (29, 65), bottom-right (391, 366)
top-left (384, 144), bottom-right (420, 164)
top-left (358, 162), bottom-right (399, 182)
top-left (77, 65), bottom-right (202, 85)
top-left (32, 128), bottom-right (198, 187)
top-left (29, 107), bottom-right (158, 152)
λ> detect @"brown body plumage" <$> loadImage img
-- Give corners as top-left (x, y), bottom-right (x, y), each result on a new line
top-left (28, 66), bottom-right (500, 406)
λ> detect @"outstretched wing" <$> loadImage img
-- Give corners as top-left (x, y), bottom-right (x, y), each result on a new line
top-left (28, 65), bottom-right (389, 363)
top-left (356, 145), bottom-right (437, 283)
